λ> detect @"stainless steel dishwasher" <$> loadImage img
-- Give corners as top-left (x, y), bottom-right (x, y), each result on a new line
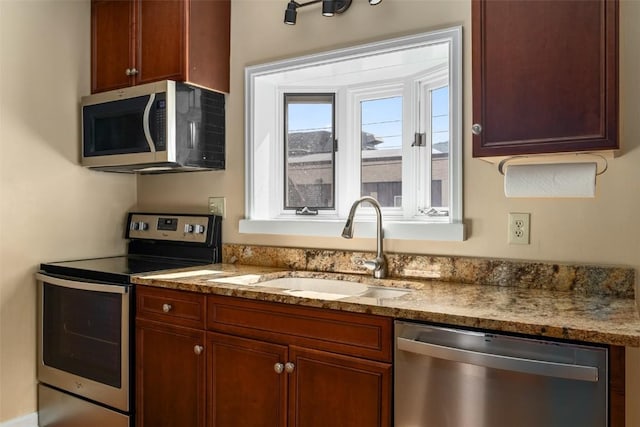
top-left (395, 321), bottom-right (608, 427)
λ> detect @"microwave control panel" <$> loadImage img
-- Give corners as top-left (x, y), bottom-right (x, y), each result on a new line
top-left (127, 213), bottom-right (213, 244)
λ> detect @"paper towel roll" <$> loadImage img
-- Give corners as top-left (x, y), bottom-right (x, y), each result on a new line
top-left (504, 162), bottom-right (597, 198)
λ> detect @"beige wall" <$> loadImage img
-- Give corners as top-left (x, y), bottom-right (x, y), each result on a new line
top-left (0, 1), bottom-right (137, 422)
top-left (137, 0), bottom-right (640, 425)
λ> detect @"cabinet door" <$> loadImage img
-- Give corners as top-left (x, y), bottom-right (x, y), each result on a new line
top-left (136, 0), bottom-right (187, 85)
top-left (207, 332), bottom-right (288, 427)
top-left (472, 0), bottom-right (618, 157)
top-left (136, 319), bottom-right (206, 427)
top-left (91, 0), bottom-right (134, 93)
top-left (288, 346), bottom-right (391, 427)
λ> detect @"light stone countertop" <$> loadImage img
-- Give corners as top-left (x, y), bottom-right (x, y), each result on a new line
top-left (131, 263), bottom-right (640, 347)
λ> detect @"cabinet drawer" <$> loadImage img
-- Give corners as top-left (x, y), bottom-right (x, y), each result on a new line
top-left (207, 295), bottom-right (392, 362)
top-left (137, 286), bottom-right (205, 329)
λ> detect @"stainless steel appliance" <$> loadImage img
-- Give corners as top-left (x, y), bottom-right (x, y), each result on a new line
top-left (395, 320), bottom-right (608, 427)
top-left (81, 80), bottom-right (225, 173)
top-left (37, 212), bottom-right (222, 427)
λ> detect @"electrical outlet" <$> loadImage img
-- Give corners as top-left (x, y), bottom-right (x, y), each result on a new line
top-left (208, 197), bottom-right (226, 218)
top-left (508, 213), bottom-right (530, 245)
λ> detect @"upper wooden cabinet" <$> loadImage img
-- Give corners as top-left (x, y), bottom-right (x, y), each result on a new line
top-left (91, 0), bottom-right (230, 94)
top-left (472, 0), bottom-right (618, 157)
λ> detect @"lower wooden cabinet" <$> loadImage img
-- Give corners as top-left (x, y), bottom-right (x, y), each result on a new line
top-left (207, 332), bottom-right (288, 427)
top-left (136, 318), bottom-right (206, 427)
top-left (288, 346), bottom-right (391, 427)
top-left (136, 287), bottom-right (392, 427)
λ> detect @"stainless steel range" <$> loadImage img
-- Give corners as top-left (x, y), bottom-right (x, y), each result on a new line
top-left (36, 212), bottom-right (221, 427)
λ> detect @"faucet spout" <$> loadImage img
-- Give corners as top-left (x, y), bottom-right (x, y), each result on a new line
top-left (341, 196), bottom-right (387, 279)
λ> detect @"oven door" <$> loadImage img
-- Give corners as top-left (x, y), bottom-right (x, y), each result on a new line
top-left (36, 273), bottom-right (131, 412)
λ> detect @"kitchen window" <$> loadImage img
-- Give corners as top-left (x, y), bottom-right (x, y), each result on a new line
top-left (242, 27), bottom-right (464, 241)
top-left (284, 93), bottom-right (336, 211)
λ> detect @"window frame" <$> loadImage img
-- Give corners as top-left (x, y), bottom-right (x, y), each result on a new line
top-left (283, 92), bottom-right (337, 212)
top-left (242, 27), bottom-right (464, 241)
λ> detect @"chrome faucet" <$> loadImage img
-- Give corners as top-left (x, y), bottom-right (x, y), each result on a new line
top-left (341, 196), bottom-right (387, 279)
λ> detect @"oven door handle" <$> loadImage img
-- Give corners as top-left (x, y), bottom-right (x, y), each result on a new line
top-left (396, 337), bottom-right (599, 382)
top-left (36, 273), bottom-right (129, 294)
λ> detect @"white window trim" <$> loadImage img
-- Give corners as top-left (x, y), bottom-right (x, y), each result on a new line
top-left (242, 26), bottom-right (465, 241)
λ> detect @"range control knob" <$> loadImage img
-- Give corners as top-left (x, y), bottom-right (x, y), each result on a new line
top-left (184, 224), bottom-right (194, 233)
top-left (193, 224), bottom-right (205, 234)
top-left (138, 221), bottom-right (148, 231)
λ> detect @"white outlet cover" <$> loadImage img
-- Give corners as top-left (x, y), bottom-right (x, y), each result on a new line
top-left (209, 197), bottom-right (226, 218)
top-left (508, 212), bottom-right (530, 245)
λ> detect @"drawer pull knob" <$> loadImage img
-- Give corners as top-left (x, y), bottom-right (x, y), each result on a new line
top-left (194, 345), bottom-right (204, 355)
top-left (162, 303), bottom-right (172, 313)
top-left (274, 363), bottom-right (284, 374)
top-left (285, 362), bottom-right (295, 374)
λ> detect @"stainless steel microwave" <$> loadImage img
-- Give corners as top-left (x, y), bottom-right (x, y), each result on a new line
top-left (81, 80), bottom-right (225, 173)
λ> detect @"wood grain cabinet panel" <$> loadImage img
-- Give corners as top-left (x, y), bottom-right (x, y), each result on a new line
top-left (136, 318), bottom-right (206, 427)
top-left (137, 285), bottom-right (206, 329)
top-left (91, 0), bottom-right (133, 93)
top-left (207, 332), bottom-right (288, 427)
top-left (207, 295), bottom-right (393, 362)
top-left (472, 0), bottom-right (618, 156)
top-left (91, 0), bottom-right (230, 93)
top-left (289, 346), bottom-right (391, 427)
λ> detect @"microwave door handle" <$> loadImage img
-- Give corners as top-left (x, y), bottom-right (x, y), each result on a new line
top-left (143, 93), bottom-right (157, 153)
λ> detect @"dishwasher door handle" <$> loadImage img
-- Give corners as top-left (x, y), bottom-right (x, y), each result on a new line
top-left (397, 337), bottom-right (599, 382)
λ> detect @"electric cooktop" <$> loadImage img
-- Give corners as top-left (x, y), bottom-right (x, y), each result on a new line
top-left (40, 213), bottom-right (222, 285)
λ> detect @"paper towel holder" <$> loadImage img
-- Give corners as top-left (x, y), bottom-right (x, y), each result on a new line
top-left (497, 153), bottom-right (608, 176)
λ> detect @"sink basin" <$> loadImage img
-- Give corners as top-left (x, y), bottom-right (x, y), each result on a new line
top-left (258, 277), bottom-right (411, 301)
top-left (359, 287), bottom-right (409, 299)
top-left (258, 277), bottom-right (368, 296)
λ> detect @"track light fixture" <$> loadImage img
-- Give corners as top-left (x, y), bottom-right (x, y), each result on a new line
top-left (284, 0), bottom-right (380, 25)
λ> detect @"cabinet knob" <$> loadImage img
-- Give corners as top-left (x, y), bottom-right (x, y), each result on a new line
top-left (274, 363), bottom-right (284, 374)
top-left (162, 303), bottom-right (172, 313)
top-left (194, 345), bottom-right (204, 355)
top-left (471, 123), bottom-right (483, 135)
top-left (284, 362), bottom-right (295, 374)
top-left (125, 68), bottom-right (139, 76)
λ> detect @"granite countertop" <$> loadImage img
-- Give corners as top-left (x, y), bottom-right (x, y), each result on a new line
top-left (131, 263), bottom-right (640, 347)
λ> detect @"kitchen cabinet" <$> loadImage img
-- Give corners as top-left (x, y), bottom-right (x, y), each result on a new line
top-left (207, 332), bottom-right (288, 427)
top-left (91, 0), bottom-right (230, 94)
top-left (136, 287), bottom-right (392, 427)
top-left (207, 295), bottom-right (392, 427)
top-left (472, 0), bottom-right (618, 157)
top-left (136, 286), bottom-right (207, 427)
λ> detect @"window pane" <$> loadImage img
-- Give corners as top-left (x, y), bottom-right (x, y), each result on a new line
top-left (285, 94), bottom-right (335, 209)
top-left (431, 86), bottom-right (449, 208)
top-left (361, 96), bottom-right (402, 208)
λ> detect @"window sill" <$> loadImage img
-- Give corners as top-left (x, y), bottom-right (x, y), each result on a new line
top-left (239, 219), bottom-right (466, 241)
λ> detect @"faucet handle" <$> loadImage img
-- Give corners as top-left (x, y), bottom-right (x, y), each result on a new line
top-left (362, 259), bottom-right (380, 271)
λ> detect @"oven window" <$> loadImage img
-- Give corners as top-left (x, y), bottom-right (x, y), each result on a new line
top-left (43, 284), bottom-right (122, 388)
